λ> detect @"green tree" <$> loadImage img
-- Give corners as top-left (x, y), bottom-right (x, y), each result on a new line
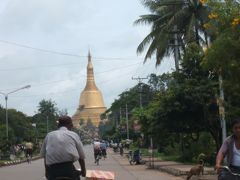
top-left (32, 99), bottom-right (59, 138)
top-left (133, 44), bottom-right (220, 159)
top-left (135, 0), bottom-right (210, 68)
top-left (203, 0), bottom-right (240, 121)
top-left (0, 106), bottom-right (34, 154)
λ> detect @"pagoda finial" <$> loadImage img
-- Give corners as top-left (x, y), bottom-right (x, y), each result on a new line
top-left (88, 49), bottom-right (91, 62)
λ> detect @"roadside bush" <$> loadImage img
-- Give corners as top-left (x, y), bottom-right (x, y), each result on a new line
top-left (179, 132), bottom-right (216, 164)
top-left (162, 143), bottom-right (181, 156)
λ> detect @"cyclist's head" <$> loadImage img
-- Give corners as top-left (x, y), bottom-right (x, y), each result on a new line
top-left (58, 116), bottom-right (73, 130)
top-left (232, 118), bottom-right (240, 137)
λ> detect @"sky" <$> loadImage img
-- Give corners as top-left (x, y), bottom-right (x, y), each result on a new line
top-left (0, 0), bottom-right (174, 116)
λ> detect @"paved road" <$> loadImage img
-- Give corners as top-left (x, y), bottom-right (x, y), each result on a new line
top-left (0, 145), bottom-right (182, 180)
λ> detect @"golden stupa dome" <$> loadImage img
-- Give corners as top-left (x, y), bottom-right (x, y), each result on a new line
top-left (72, 51), bottom-right (106, 127)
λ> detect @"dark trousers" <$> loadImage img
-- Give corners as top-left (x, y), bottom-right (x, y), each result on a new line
top-left (94, 149), bottom-right (101, 160)
top-left (46, 162), bottom-right (80, 180)
top-left (25, 149), bottom-right (33, 158)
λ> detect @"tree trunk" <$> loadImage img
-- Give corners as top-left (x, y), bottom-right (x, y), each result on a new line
top-left (173, 26), bottom-right (180, 71)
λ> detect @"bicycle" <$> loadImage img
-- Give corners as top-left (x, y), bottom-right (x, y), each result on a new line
top-left (25, 148), bottom-right (32, 164)
top-left (95, 153), bottom-right (102, 165)
top-left (218, 166), bottom-right (240, 180)
top-left (101, 149), bottom-right (107, 160)
top-left (26, 153), bottom-right (31, 164)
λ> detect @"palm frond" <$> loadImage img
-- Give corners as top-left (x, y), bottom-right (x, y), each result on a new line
top-left (134, 14), bottom-right (162, 25)
top-left (137, 32), bottom-right (155, 53)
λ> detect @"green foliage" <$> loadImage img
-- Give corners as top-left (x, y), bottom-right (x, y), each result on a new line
top-left (130, 43), bottom-right (221, 162)
top-left (0, 106), bottom-right (34, 154)
top-left (203, 0), bottom-right (240, 121)
top-left (179, 133), bottom-right (216, 164)
top-left (203, 0), bottom-right (240, 82)
top-left (206, 0), bottom-right (240, 36)
top-left (32, 99), bottom-right (59, 139)
top-left (101, 0), bottom-right (240, 164)
top-left (101, 83), bottom-right (154, 139)
top-left (135, 0), bottom-right (210, 67)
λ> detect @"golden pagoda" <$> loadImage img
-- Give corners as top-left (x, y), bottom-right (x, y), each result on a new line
top-left (72, 51), bottom-right (106, 127)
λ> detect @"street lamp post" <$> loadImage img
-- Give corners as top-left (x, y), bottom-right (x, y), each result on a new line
top-left (0, 85), bottom-right (31, 140)
top-left (32, 123), bottom-right (38, 144)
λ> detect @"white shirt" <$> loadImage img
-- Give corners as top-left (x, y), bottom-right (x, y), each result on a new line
top-left (93, 141), bottom-right (100, 150)
top-left (40, 127), bottom-right (85, 165)
top-left (232, 142), bottom-right (240, 166)
top-left (25, 142), bottom-right (33, 149)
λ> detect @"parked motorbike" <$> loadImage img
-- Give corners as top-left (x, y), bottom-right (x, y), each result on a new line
top-left (129, 149), bottom-right (142, 165)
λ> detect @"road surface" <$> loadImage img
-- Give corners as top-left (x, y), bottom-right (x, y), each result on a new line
top-left (0, 145), bottom-right (182, 180)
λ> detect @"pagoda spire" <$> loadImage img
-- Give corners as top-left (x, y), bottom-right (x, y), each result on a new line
top-left (88, 50), bottom-right (91, 62)
top-left (85, 50), bottom-right (98, 91)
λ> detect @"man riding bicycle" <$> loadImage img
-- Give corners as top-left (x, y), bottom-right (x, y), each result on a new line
top-left (93, 140), bottom-right (101, 163)
top-left (100, 140), bottom-right (107, 158)
top-left (216, 118), bottom-right (240, 179)
top-left (25, 141), bottom-right (33, 160)
top-left (40, 116), bottom-right (86, 180)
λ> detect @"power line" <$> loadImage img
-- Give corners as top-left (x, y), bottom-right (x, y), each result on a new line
top-left (0, 59), bottom-right (141, 72)
top-left (30, 62), bottom-right (141, 87)
top-left (95, 62), bottom-right (141, 75)
top-left (0, 62), bottom-right (141, 92)
top-left (10, 64), bottom-right (140, 98)
top-left (0, 62), bottom-right (87, 71)
top-left (0, 39), bottom-right (145, 61)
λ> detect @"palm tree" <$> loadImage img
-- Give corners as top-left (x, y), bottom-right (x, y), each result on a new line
top-left (135, 0), bottom-right (210, 69)
top-left (135, 0), bottom-right (181, 69)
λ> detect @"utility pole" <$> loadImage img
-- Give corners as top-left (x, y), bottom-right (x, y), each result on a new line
top-left (218, 70), bottom-right (226, 142)
top-left (119, 107), bottom-right (122, 123)
top-left (46, 115), bottom-right (49, 133)
top-left (132, 76), bottom-right (148, 108)
top-left (126, 104), bottom-right (129, 139)
top-left (5, 96), bottom-right (8, 140)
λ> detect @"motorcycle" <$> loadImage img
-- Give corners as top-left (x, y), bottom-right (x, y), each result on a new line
top-left (129, 150), bottom-right (142, 165)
